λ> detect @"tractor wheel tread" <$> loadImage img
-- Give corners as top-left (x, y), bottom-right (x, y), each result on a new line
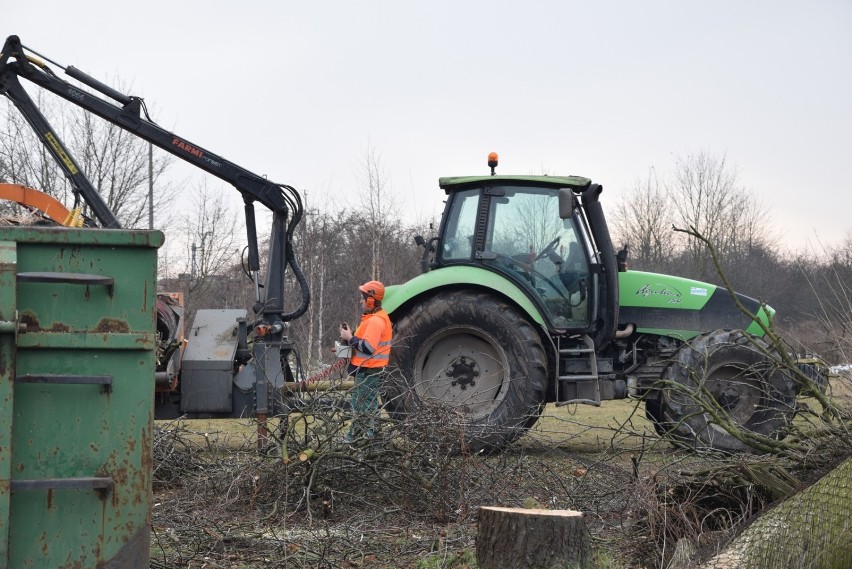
top-left (650, 329), bottom-right (796, 452)
top-left (387, 290), bottom-right (547, 452)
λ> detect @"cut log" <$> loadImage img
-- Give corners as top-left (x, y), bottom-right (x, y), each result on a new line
top-left (476, 506), bottom-right (590, 569)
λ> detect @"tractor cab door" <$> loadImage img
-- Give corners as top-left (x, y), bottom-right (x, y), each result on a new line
top-left (440, 185), bottom-right (593, 331)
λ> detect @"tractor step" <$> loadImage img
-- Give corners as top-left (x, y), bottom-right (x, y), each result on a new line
top-left (555, 334), bottom-right (601, 405)
top-left (557, 374), bottom-right (598, 381)
top-left (558, 347), bottom-right (595, 355)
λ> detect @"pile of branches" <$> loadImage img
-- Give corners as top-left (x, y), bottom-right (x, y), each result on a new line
top-left (150, 392), bottom-right (656, 568)
top-left (150, 372), bottom-right (852, 569)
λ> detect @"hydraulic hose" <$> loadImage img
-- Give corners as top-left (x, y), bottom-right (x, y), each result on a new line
top-left (279, 246), bottom-right (311, 322)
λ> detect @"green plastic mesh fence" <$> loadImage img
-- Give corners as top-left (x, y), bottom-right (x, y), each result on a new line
top-left (704, 457), bottom-right (852, 569)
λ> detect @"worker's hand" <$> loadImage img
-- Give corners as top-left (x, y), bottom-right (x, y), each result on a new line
top-left (339, 322), bottom-right (353, 342)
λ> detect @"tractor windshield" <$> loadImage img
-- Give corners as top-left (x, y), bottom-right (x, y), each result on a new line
top-left (438, 184), bottom-right (592, 330)
top-left (482, 187), bottom-right (591, 329)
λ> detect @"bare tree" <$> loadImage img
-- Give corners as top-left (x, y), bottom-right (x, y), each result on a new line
top-left (297, 198), bottom-right (333, 368)
top-left (0, 86), bottom-right (176, 229)
top-left (358, 143), bottom-right (401, 281)
top-left (667, 151), bottom-right (773, 279)
top-left (0, 94), bottom-right (71, 201)
top-left (175, 182), bottom-right (242, 305)
top-left (611, 167), bottom-right (677, 271)
top-left (69, 108), bottom-right (175, 228)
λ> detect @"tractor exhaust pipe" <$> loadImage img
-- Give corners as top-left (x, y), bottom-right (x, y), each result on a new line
top-left (581, 183), bottom-right (619, 347)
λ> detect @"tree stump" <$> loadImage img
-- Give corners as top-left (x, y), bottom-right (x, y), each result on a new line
top-left (476, 506), bottom-right (591, 569)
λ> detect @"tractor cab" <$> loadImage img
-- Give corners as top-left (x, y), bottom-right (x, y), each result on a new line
top-left (435, 174), bottom-right (602, 334)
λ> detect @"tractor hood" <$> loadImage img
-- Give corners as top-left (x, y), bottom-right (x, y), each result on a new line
top-left (618, 270), bottom-right (774, 339)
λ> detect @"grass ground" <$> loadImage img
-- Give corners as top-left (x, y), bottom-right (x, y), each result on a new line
top-left (160, 399), bottom-right (655, 454)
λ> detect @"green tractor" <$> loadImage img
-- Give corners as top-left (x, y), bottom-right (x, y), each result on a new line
top-left (382, 154), bottom-right (796, 453)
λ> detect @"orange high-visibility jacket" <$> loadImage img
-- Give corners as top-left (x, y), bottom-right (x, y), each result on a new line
top-left (350, 309), bottom-right (393, 368)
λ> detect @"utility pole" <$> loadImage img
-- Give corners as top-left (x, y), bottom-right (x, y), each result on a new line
top-left (148, 142), bottom-right (154, 229)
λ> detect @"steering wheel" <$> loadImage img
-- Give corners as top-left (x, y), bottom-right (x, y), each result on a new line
top-left (536, 236), bottom-right (561, 261)
top-left (493, 253), bottom-right (574, 303)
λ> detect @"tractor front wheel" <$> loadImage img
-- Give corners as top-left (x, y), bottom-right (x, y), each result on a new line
top-left (386, 291), bottom-right (547, 453)
top-left (649, 329), bottom-right (796, 453)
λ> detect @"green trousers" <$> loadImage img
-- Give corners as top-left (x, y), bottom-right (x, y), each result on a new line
top-left (348, 367), bottom-right (384, 439)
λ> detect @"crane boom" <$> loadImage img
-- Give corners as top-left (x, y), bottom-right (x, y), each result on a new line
top-left (0, 35), bottom-right (309, 322)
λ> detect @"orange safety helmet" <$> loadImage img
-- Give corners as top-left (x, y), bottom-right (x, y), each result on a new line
top-left (359, 280), bottom-right (385, 301)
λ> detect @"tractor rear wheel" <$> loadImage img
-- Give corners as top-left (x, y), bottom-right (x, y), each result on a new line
top-left (386, 291), bottom-right (547, 453)
top-left (650, 329), bottom-right (796, 453)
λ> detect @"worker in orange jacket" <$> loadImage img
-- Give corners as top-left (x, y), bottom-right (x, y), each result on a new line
top-left (339, 280), bottom-right (393, 443)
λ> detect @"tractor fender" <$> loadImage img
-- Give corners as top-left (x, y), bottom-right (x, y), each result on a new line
top-left (383, 266), bottom-right (546, 327)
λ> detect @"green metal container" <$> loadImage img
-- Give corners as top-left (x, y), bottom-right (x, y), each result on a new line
top-left (0, 227), bottom-right (163, 568)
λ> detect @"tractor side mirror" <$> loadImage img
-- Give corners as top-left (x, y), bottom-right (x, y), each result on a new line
top-left (414, 235), bottom-right (439, 274)
top-left (558, 188), bottom-right (575, 219)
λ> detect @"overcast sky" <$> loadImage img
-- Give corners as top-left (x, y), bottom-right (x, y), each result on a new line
top-left (7, 1), bottom-right (852, 251)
